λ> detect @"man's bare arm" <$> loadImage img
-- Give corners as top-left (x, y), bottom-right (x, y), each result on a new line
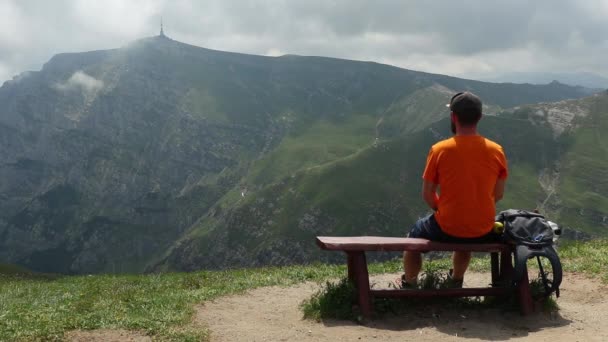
top-left (422, 180), bottom-right (439, 211)
top-left (494, 178), bottom-right (506, 202)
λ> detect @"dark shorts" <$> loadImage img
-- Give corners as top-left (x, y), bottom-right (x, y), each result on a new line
top-left (408, 214), bottom-right (499, 243)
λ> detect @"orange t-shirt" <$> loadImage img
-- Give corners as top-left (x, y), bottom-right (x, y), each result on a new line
top-left (422, 135), bottom-right (508, 238)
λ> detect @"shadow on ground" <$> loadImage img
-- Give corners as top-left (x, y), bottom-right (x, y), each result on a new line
top-left (322, 304), bottom-right (571, 340)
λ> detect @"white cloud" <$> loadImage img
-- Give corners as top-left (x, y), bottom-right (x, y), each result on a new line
top-left (54, 71), bottom-right (104, 94)
top-left (1, 0), bottom-right (608, 83)
top-left (0, 1), bottom-right (27, 48)
top-left (265, 48), bottom-right (285, 57)
top-left (0, 62), bottom-right (11, 85)
top-left (71, 0), bottom-right (162, 37)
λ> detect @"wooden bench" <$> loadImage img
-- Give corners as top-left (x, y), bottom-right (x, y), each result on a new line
top-left (316, 236), bottom-right (534, 319)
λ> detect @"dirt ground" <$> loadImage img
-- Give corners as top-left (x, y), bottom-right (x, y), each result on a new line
top-left (66, 329), bottom-right (151, 342)
top-left (66, 271), bottom-right (607, 341)
top-left (195, 272), bottom-right (608, 342)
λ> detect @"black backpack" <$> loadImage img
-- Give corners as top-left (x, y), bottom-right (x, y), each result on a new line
top-left (496, 209), bottom-right (562, 298)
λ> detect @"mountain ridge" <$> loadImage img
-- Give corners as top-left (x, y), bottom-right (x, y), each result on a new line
top-left (0, 36), bottom-right (602, 274)
top-left (477, 71), bottom-right (608, 90)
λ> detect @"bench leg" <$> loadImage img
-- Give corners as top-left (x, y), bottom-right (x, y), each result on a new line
top-left (500, 250), bottom-right (514, 281)
top-left (348, 251), bottom-right (372, 320)
top-left (498, 250), bottom-right (533, 315)
top-left (491, 252), bottom-right (499, 285)
top-left (518, 265), bottom-right (534, 315)
top-left (346, 252), bottom-right (355, 283)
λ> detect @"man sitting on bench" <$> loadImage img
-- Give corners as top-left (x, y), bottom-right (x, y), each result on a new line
top-left (401, 92), bottom-right (509, 289)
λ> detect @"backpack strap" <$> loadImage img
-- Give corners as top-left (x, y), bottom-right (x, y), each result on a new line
top-left (513, 244), bottom-right (562, 297)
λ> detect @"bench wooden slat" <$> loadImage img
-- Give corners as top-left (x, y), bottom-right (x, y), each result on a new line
top-left (316, 236), bottom-right (510, 252)
top-left (371, 287), bottom-right (510, 298)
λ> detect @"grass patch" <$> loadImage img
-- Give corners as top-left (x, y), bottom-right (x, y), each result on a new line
top-left (558, 239), bottom-right (608, 281)
top-left (300, 260), bottom-right (520, 322)
top-left (301, 278), bottom-right (357, 321)
top-left (529, 276), bottom-right (560, 312)
top-left (0, 264), bottom-right (344, 341)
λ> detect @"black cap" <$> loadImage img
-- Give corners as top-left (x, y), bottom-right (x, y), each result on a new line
top-left (447, 92), bottom-right (482, 117)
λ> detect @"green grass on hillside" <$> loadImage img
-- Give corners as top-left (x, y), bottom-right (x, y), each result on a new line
top-left (1, 240), bottom-right (607, 341)
top-left (0, 265), bottom-right (344, 341)
top-left (558, 239), bottom-right (608, 281)
top-left (557, 103), bottom-right (608, 233)
top-left (0, 263), bottom-right (39, 277)
top-left (247, 115), bottom-right (377, 185)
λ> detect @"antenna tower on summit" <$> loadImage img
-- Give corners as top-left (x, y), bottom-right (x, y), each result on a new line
top-left (160, 17), bottom-right (165, 37)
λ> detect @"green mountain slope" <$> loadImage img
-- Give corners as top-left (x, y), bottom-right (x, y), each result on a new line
top-left (553, 93), bottom-right (608, 234)
top-left (158, 92), bottom-right (608, 271)
top-left (156, 107), bottom-right (573, 270)
top-left (0, 35), bottom-right (599, 273)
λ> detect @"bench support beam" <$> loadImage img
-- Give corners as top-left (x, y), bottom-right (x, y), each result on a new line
top-left (372, 287), bottom-right (509, 298)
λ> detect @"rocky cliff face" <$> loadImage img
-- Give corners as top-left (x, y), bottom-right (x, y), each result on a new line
top-left (0, 35), bottom-right (597, 273)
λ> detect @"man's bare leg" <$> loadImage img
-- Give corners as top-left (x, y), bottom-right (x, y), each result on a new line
top-left (403, 251), bottom-right (422, 284)
top-left (451, 251), bottom-right (471, 280)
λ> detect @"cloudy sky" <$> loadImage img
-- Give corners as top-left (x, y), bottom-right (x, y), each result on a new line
top-left (1, 0), bottom-right (608, 84)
